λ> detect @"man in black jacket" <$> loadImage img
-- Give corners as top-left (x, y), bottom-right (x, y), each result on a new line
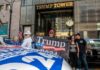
top-left (75, 33), bottom-right (88, 70)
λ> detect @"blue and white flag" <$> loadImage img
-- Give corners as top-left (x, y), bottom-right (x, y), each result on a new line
top-left (0, 48), bottom-right (71, 70)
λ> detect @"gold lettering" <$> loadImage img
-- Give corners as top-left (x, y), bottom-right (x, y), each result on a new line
top-left (69, 2), bottom-right (73, 6)
top-left (49, 4), bottom-right (53, 8)
top-left (43, 5), bottom-right (46, 9)
top-left (54, 3), bottom-right (57, 8)
top-left (55, 3), bottom-right (57, 8)
top-left (47, 4), bottom-right (50, 9)
top-left (65, 2), bottom-right (73, 7)
top-left (57, 3), bottom-right (61, 8)
top-left (36, 2), bottom-right (73, 10)
top-left (60, 3), bottom-right (66, 8)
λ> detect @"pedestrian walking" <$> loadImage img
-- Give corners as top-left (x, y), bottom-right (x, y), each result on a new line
top-left (75, 33), bottom-right (88, 70)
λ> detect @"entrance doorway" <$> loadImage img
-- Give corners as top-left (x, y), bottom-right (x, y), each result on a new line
top-left (35, 2), bottom-right (74, 38)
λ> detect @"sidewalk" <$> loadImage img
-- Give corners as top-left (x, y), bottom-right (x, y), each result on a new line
top-left (75, 68), bottom-right (100, 70)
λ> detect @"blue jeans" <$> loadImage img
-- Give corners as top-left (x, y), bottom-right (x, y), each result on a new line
top-left (77, 53), bottom-right (88, 70)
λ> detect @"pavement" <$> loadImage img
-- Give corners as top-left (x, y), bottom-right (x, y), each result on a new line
top-left (75, 67), bottom-right (100, 70)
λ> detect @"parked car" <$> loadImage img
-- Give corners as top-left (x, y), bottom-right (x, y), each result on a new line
top-left (86, 39), bottom-right (100, 60)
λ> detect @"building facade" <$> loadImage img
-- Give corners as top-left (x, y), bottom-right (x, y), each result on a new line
top-left (0, 0), bottom-right (100, 39)
top-left (20, 0), bottom-right (74, 39)
top-left (0, 0), bottom-right (21, 38)
top-left (20, 0), bottom-right (100, 39)
top-left (74, 0), bottom-right (100, 38)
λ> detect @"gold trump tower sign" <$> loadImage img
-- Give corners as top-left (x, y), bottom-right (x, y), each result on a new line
top-left (36, 2), bottom-right (73, 10)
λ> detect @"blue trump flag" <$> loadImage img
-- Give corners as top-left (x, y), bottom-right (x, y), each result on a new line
top-left (0, 48), bottom-right (69, 70)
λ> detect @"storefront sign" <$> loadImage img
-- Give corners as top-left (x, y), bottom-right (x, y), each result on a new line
top-left (36, 2), bottom-right (73, 10)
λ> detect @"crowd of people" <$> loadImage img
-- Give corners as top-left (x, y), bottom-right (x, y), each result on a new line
top-left (0, 29), bottom-right (89, 70)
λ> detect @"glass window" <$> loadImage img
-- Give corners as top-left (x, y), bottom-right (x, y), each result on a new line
top-left (88, 9), bottom-right (96, 22)
top-left (20, 7), bottom-right (26, 24)
top-left (88, 31), bottom-right (98, 38)
top-left (97, 9), bottom-right (100, 22)
top-left (80, 6), bottom-right (87, 11)
top-left (26, 6), bottom-right (32, 24)
top-left (80, 18), bottom-right (87, 23)
top-left (21, 0), bottom-right (25, 6)
top-left (89, 40), bottom-right (100, 47)
top-left (80, 10), bottom-right (88, 23)
top-left (26, 0), bottom-right (32, 5)
top-left (33, 0), bottom-right (40, 4)
top-left (0, 5), bottom-right (3, 11)
top-left (36, 10), bottom-right (73, 38)
top-left (88, 17), bottom-right (96, 22)
top-left (38, 0), bottom-right (47, 4)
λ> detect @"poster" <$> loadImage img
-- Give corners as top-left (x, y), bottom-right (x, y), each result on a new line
top-left (34, 36), bottom-right (68, 51)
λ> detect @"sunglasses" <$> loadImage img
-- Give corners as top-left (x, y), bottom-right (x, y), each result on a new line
top-left (49, 32), bottom-right (54, 34)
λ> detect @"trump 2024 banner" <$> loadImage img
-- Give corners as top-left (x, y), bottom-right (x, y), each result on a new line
top-left (0, 48), bottom-right (71, 70)
top-left (34, 36), bottom-right (68, 51)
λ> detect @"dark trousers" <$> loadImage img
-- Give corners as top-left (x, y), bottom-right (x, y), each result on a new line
top-left (69, 52), bottom-right (77, 68)
top-left (77, 53), bottom-right (88, 70)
